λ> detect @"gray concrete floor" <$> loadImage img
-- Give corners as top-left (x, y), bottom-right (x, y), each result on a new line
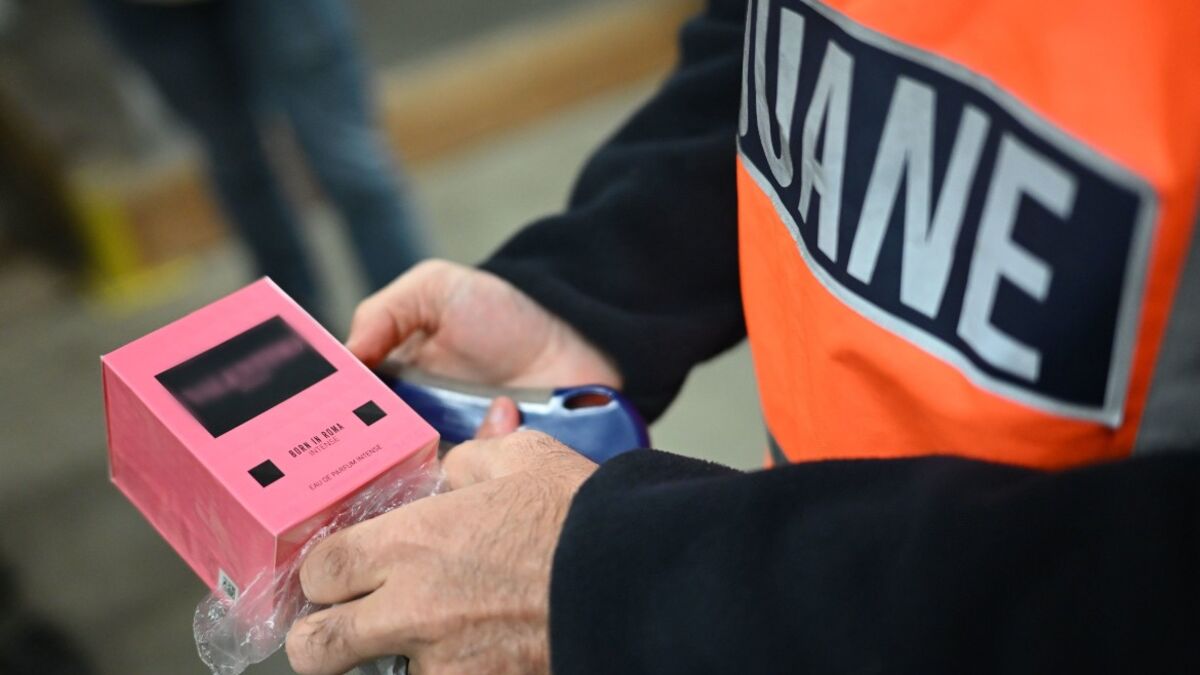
top-left (0, 80), bottom-right (762, 674)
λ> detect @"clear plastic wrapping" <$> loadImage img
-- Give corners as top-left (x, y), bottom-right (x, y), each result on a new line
top-left (193, 454), bottom-right (443, 675)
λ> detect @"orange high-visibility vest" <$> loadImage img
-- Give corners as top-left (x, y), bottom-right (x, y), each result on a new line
top-left (737, 0), bottom-right (1200, 469)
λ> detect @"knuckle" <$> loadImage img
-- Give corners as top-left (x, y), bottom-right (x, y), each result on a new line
top-left (511, 430), bottom-right (570, 457)
top-left (440, 442), bottom-right (471, 473)
top-left (351, 298), bottom-right (376, 322)
top-left (499, 430), bottom-right (581, 474)
top-left (442, 438), bottom-right (497, 486)
top-left (509, 429), bottom-right (552, 449)
top-left (412, 258), bottom-right (453, 280)
top-left (284, 625), bottom-right (315, 673)
top-left (320, 542), bottom-right (354, 580)
top-left (297, 610), bottom-right (357, 667)
top-left (301, 537), bottom-right (357, 599)
top-left (286, 613), bottom-right (347, 674)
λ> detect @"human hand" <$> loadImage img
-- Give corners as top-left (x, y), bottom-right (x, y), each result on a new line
top-left (285, 399), bottom-right (596, 675)
top-left (346, 259), bottom-right (621, 390)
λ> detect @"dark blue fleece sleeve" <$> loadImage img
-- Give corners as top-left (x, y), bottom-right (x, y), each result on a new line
top-left (549, 448), bottom-right (1200, 674)
top-left (481, 0), bottom-right (750, 422)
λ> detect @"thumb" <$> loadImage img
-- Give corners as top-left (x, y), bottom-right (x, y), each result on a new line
top-left (440, 436), bottom-right (505, 490)
top-left (475, 397), bottom-right (521, 439)
top-left (441, 401), bottom-right (521, 490)
top-left (436, 396), bottom-right (520, 485)
top-left (345, 261), bottom-right (458, 366)
top-left (439, 399), bottom-right (519, 490)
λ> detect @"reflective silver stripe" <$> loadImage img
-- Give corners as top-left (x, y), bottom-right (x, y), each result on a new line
top-left (1135, 202), bottom-right (1200, 454)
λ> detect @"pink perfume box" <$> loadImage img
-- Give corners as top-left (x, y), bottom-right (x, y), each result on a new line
top-left (102, 279), bottom-right (438, 601)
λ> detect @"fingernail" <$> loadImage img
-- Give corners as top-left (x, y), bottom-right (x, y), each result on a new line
top-left (487, 399), bottom-right (507, 426)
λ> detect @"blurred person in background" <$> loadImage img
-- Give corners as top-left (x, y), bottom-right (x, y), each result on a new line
top-left (87, 0), bottom-right (425, 320)
top-left (281, 0), bottom-right (1200, 674)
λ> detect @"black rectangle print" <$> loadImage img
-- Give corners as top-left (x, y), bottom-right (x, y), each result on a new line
top-left (156, 316), bottom-right (336, 437)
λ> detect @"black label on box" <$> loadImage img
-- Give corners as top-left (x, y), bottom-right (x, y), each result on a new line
top-left (156, 316), bottom-right (336, 437)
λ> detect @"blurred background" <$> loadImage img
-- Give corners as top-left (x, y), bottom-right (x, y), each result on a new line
top-left (0, 0), bottom-right (761, 672)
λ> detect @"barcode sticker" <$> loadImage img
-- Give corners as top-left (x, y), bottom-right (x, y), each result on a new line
top-left (218, 569), bottom-right (239, 601)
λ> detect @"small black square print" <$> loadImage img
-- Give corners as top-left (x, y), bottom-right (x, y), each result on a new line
top-left (353, 401), bottom-right (387, 426)
top-left (249, 460), bottom-right (284, 487)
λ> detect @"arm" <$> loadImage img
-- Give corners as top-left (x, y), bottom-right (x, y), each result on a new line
top-left (481, 0), bottom-right (750, 421)
top-left (551, 449), bottom-right (1200, 674)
